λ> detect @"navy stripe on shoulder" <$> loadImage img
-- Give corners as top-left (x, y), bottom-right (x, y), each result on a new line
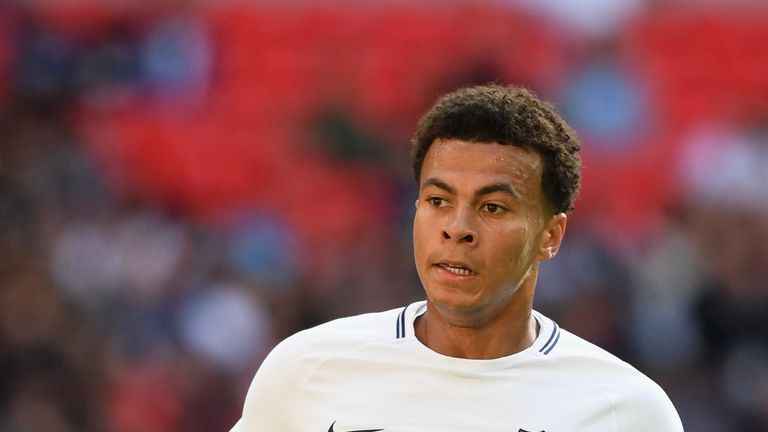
top-left (540, 321), bottom-right (560, 355)
top-left (395, 305), bottom-right (408, 339)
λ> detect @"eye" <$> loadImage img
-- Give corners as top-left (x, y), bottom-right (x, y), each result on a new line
top-left (482, 203), bottom-right (506, 214)
top-left (427, 197), bottom-right (447, 207)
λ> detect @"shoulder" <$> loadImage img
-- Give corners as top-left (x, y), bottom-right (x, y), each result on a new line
top-left (242, 306), bottom-right (404, 399)
top-left (548, 328), bottom-right (683, 431)
top-left (237, 306), bottom-right (408, 429)
top-left (262, 305), bottom-right (406, 369)
top-left (306, 305), bottom-right (406, 337)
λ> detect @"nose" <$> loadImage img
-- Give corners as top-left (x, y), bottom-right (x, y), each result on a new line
top-left (442, 206), bottom-right (477, 245)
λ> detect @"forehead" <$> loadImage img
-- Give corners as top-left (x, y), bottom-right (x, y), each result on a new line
top-left (421, 138), bottom-right (543, 191)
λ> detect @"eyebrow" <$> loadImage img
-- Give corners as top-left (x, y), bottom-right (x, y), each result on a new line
top-left (422, 177), bottom-right (455, 194)
top-left (475, 182), bottom-right (521, 199)
top-left (422, 177), bottom-right (520, 199)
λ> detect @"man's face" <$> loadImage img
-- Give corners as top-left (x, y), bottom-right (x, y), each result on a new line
top-left (413, 138), bottom-right (560, 325)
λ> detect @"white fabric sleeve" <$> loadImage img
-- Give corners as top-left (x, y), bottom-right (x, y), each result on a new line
top-left (614, 379), bottom-right (684, 432)
top-left (230, 334), bottom-right (308, 432)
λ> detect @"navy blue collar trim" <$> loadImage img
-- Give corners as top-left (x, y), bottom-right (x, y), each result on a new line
top-left (540, 321), bottom-right (560, 355)
top-left (395, 305), bottom-right (408, 339)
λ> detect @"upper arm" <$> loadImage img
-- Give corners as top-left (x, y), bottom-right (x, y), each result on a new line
top-left (234, 336), bottom-right (308, 431)
top-left (615, 380), bottom-right (684, 432)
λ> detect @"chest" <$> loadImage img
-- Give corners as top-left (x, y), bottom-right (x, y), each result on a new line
top-left (291, 354), bottom-right (614, 432)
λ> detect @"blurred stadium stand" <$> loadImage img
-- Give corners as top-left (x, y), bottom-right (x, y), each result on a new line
top-left (1, 1), bottom-right (767, 430)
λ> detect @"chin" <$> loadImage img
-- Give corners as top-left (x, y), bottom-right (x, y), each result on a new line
top-left (426, 283), bottom-right (522, 326)
top-left (427, 290), bottom-right (488, 320)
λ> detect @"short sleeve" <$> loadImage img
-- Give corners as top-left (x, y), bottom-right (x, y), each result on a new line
top-left (233, 333), bottom-right (309, 431)
top-left (615, 379), bottom-right (684, 432)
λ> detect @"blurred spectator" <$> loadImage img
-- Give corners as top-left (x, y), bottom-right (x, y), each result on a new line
top-left (0, 261), bottom-right (107, 432)
top-left (140, 8), bottom-right (211, 106)
top-left (222, 211), bottom-right (301, 286)
top-left (559, 42), bottom-right (652, 153)
top-left (177, 281), bottom-right (272, 371)
top-left (679, 122), bottom-right (768, 211)
top-left (76, 19), bottom-right (143, 110)
top-left (515, 0), bottom-right (644, 37)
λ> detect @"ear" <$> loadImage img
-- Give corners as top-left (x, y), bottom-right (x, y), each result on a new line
top-left (414, 199), bottom-right (420, 209)
top-left (536, 213), bottom-right (567, 262)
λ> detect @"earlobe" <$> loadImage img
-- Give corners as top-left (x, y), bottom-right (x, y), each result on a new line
top-left (415, 199), bottom-right (420, 209)
top-left (545, 245), bottom-right (559, 259)
top-left (539, 242), bottom-right (559, 261)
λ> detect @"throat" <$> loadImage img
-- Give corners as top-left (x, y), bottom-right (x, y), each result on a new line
top-left (414, 307), bottom-right (539, 360)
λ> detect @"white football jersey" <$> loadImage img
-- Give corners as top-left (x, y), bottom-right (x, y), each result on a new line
top-left (231, 301), bottom-right (683, 432)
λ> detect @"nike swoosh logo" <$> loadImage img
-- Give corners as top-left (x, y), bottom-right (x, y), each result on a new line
top-left (328, 420), bottom-right (384, 432)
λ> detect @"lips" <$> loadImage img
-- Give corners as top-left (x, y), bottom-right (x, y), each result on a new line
top-left (434, 261), bottom-right (477, 276)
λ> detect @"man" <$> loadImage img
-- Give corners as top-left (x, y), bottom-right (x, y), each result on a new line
top-left (231, 85), bottom-right (683, 431)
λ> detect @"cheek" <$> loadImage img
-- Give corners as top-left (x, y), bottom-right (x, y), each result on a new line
top-left (412, 212), bottom-right (429, 260)
top-left (491, 225), bottom-right (534, 267)
top-left (518, 229), bottom-right (545, 266)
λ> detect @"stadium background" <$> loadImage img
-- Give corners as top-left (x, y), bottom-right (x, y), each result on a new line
top-left (1, 0), bottom-right (767, 430)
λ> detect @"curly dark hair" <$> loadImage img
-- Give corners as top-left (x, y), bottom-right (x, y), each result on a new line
top-left (411, 84), bottom-right (582, 214)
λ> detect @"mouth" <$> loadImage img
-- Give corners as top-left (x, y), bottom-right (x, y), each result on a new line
top-left (434, 261), bottom-right (477, 277)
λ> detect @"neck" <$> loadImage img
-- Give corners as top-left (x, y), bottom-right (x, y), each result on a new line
top-left (414, 281), bottom-right (539, 360)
